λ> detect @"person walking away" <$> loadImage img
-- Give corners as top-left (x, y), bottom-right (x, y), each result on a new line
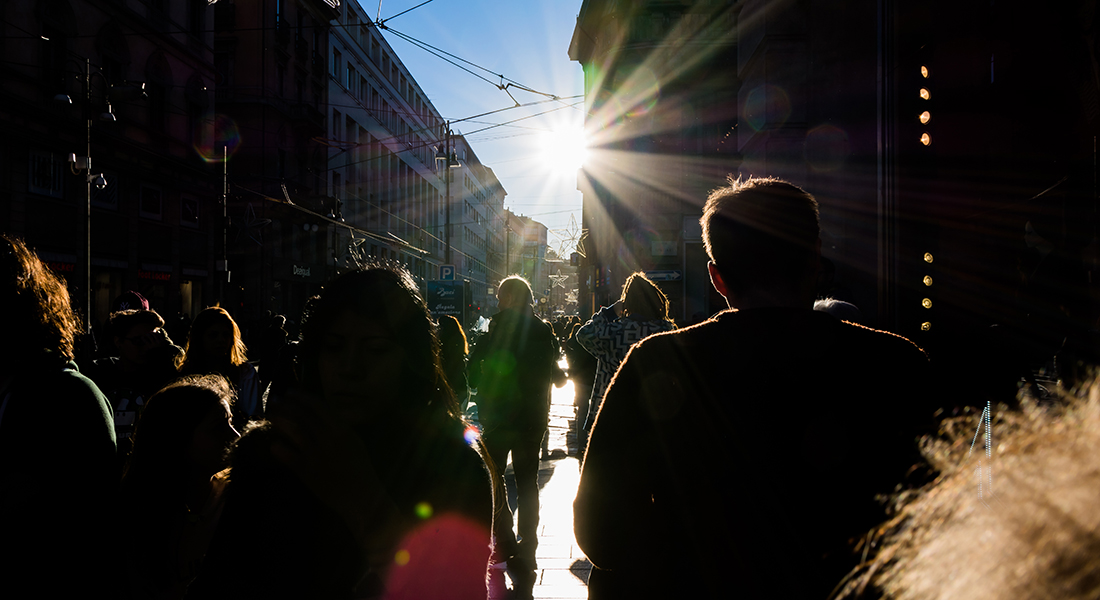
top-left (574, 177), bottom-right (938, 599)
top-left (468, 276), bottom-right (558, 600)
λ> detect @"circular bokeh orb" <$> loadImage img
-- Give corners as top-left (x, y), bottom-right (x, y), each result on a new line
top-left (804, 124), bottom-right (851, 172)
top-left (617, 227), bottom-right (660, 272)
top-left (194, 113), bottom-right (242, 163)
top-left (620, 66), bottom-right (661, 119)
top-left (744, 85), bottom-right (792, 131)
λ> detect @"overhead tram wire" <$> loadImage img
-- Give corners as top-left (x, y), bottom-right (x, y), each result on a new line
top-left (378, 25), bottom-right (583, 110)
top-left (377, 0), bottom-right (438, 27)
top-left (314, 99), bottom-right (585, 174)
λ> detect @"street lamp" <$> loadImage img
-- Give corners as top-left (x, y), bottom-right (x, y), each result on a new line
top-left (435, 122), bottom-right (461, 266)
top-left (58, 59), bottom-right (115, 334)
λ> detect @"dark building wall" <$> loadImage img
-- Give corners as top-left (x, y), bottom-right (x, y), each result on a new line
top-left (0, 0), bottom-right (220, 337)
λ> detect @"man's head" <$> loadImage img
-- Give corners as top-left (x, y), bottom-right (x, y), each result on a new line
top-left (701, 176), bottom-right (821, 304)
top-left (496, 276), bottom-right (534, 312)
top-left (110, 309), bottom-right (166, 366)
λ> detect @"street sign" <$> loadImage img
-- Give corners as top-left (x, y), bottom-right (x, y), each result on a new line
top-left (440, 264), bottom-right (455, 280)
top-left (427, 281), bottom-right (464, 322)
top-left (645, 269), bottom-right (682, 282)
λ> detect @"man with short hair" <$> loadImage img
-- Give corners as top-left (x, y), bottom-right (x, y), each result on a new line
top-left (469, 276), bottom-right (560, 599)
top-left (574, 176), bottom-right (936, 599)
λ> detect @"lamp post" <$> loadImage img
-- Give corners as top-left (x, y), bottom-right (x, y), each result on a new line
top-left (57, 58), bottom-right (119, 335)
top-left (435, 122), bottom-right (461, 266)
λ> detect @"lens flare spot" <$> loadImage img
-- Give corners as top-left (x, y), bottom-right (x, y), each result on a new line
top-left (921, 65), bottom-right (930, 78)
top-left (415, 502), bottom-right (433, 520)
top-left (804, 124), bottom-right (851, 172)
top-left (394, 549), bottom-right (411, 566)
top-left (924, 252), bottom-right (934, 263)
top-left (618, 66), bottom-right (661, 118)
top-left (745, 85), bottom-right (792, 131)
top-left (194, 113), bottom-right (241, 163)
top-left (617, 228), bottom-right (660, 272)
top-left (463, 426), bottom-right (480, 446)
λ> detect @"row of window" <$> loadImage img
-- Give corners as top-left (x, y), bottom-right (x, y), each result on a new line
top-left (28, 152), bottom-right (201, 225)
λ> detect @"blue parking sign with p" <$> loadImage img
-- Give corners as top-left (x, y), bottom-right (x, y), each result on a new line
top-left (440, 264), bottom-right (455, 280)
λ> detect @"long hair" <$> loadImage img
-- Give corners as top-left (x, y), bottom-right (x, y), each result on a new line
top-left (297, 263), bottom-right (459, 422)
top-left (178, 306), bottom-right (248, 372)
top-left (0, 234), bottom-right (81, 366)
top-left (123, 375), bottom-right (235, 499)
top-left (619, 272), bottom-right (673, 324)
top-left (438, 314), bottom-right (469, 357)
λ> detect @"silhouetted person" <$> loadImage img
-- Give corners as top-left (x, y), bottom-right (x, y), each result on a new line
top-left (574, 177), bottom-right (936, 599)
top-left (255, 313), bottom-right (289, 392)
top-left (438, 315), bottom-right (471, 414)
top-left (0, 234), bottom-right (117, 596)
top-left (576, 272), bottom-right (676, 434)
top-left (564, 322), bottom-right (597, 456)
top-left (468, 275), bottom-right (558, 599)
top-left (121, 375), bottom-right (240, 599)
top-left (87, 308), bottom-right (183, 470)
top-left (188, 264), bottom-right (493, 600)
top-left (814, 297), bottom-right (863, 324)
top-left (178, 307), bottom-right (261, 423)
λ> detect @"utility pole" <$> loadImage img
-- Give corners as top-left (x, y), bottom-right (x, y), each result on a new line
top-left (436, 122), bottom-right (459, 265)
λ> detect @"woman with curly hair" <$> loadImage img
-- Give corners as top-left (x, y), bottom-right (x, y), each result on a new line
top-left (188, 263), bottom-right (494, 600)
top-left (0, 234), bottom-right (116, 596)
top-left (178, 306), bottom-right (261, 421)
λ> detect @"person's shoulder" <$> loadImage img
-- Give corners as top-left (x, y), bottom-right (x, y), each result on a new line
top-left (835, 320), bottom-right (928, 362)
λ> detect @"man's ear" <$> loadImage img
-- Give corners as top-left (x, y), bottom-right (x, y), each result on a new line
top-left (708, 261), bottom-right (729, 300)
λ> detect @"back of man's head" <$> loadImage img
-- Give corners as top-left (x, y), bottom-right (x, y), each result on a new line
top-left (497, 275), bottom-right (534, 311)
top-left (701, 176), bottom-right (820, 296)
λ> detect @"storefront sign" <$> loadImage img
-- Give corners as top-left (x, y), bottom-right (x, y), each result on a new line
top-left (138, 270), bottom-right (172, 281)
top-left (293, 265), bottom-right (311, 277)
top-left (426, 281), bottom-right (464, 322)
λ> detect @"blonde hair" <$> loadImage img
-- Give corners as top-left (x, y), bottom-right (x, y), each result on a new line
top-left (836, 382), bottom-right (1100, 600)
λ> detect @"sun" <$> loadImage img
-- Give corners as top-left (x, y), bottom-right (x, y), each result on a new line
top-left (538, 127), bottom-right (589, 175)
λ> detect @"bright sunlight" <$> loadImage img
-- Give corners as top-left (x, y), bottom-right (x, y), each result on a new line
top-left (538, 127), bottom-right (589, 175)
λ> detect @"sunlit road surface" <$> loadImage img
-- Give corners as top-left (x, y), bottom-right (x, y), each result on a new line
top-left (482, 359), bottom-right (592, 599)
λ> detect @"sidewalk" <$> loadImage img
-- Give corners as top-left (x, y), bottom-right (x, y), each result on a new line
top-left (473, 370), bottom-right (591, 600)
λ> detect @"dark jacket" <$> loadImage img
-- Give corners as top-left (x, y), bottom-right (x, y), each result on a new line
top-left (574, 308), bottom-right (936, 600)
top-left (469, 307), bottom-right (558, 431)
top-left (187, 412), bottom-right (493, 599)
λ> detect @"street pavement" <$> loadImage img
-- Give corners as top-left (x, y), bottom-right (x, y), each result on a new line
top-left (472, 362), bottom-right (592, 600)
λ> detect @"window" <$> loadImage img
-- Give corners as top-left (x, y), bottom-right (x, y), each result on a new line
top-left (359, 76), bottom-right (367, 104)
top-left (28, 152), bottom-right (65, 198)
top-left (140, 185), bottom-right (163, 220)
top-left (346, 64), bottom-right (355, 92)
top-left (332, 49), bottom-right (341, 79)
top-left (332, 109), bottom-right (341, 140)
top-left (181, 195), bottom-right (199, 226)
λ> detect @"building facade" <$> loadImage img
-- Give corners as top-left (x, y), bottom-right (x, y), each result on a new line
top-left (1, 0), bottom-right (220, 337)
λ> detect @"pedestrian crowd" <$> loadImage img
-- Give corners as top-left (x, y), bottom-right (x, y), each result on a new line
top-left (1, 175), bottom-right (1097, 600)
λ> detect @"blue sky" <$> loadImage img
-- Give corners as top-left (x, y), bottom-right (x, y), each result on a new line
top-left (359, 0), bottom-right (586, 245)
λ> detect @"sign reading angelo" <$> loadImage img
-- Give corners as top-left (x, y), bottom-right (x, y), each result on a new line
top-left (426, 281), bottom-right (464, 323)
